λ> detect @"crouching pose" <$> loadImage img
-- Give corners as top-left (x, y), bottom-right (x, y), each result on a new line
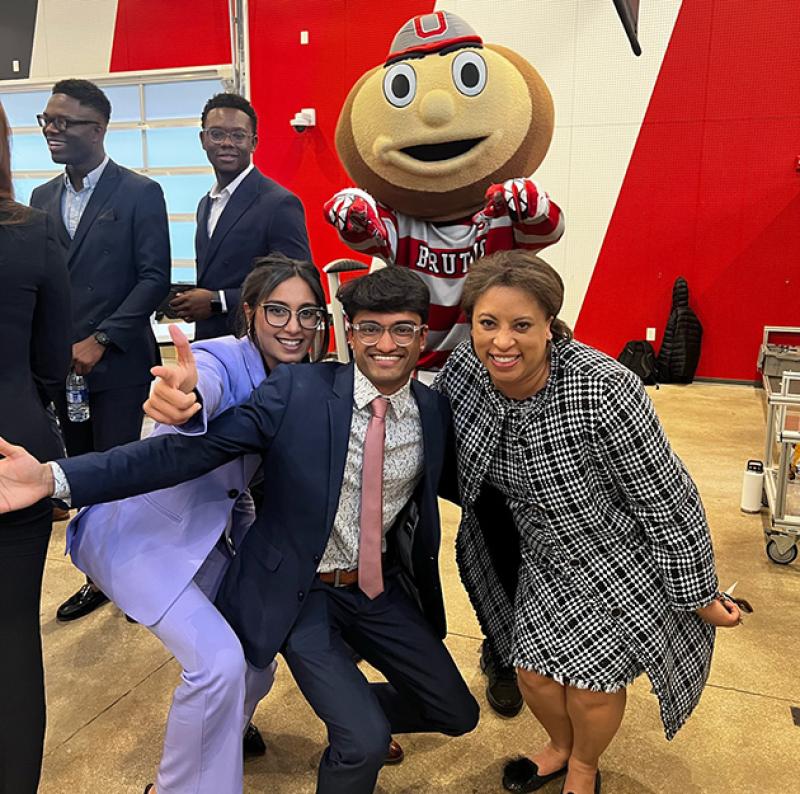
top-left (0, 266), bottom-right (478, 794)
top-left (63, 255), bottom-right (329, 794)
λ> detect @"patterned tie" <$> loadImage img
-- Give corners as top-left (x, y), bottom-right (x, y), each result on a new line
top-left (359, 396), bottom-right (389, 599)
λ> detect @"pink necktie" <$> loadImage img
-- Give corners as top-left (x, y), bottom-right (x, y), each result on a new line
top-left (359, 397), bottom-right (388, 599)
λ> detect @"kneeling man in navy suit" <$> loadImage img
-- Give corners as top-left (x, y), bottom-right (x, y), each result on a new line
top-left (0, 266), bottom-right (478, 794)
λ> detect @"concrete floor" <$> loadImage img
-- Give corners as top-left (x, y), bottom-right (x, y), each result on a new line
top-left (37, 382), bottom-right (800, 793)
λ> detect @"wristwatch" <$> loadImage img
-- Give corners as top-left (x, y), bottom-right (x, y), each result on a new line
top-left (93, 330), bottom-right (112, 347)
top-left (210, 297), bottom-right (224, 314)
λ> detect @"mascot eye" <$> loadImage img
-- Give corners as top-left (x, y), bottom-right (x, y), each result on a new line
top-left (383, 63), bottom-right (417, 108)
top-left (452, 51), bottom-right (487, 97)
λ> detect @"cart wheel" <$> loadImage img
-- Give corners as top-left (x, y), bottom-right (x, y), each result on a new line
top-left (766, 540), bottom-right (798, 565)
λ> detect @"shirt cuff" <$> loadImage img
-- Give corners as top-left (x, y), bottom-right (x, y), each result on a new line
top-left (218, 290), bottom-right (228, 313)
top-left (49, 461), bottom-right (72, 506)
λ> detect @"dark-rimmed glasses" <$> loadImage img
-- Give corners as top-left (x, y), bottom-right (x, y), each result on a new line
top-left (349, 321), bottom-right (426, 347)
top-left (36, 113), bottom-right (99, 133)
top-left (261, 303), bottom-right (326, 330)
top-left (202, 127), bottom-right (254, 145)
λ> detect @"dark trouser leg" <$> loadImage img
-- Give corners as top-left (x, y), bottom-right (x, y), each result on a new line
top-left (283, 574), bottom-right (479, 794)
top-left (282, 586), bottom-right (392, 794)
top-left (0, 508), bottom-right (50, 794)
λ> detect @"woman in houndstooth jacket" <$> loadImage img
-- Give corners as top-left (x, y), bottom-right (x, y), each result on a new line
top-left (435, 251), bottom-right (740, 794)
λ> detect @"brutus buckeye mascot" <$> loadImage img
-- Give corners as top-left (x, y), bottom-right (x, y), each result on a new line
top-left (325, 10), bottom-right (564, 370)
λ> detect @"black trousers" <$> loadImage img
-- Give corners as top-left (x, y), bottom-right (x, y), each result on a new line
top-left (53, 382), bottom-right (150, 456)
top-left (0, 506), bottom-right (51, 794)
top-left (282, 570), bottom-right (479, 794)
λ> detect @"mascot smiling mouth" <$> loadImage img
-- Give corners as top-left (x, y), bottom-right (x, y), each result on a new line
top-left (400, 137), bottom-right (487, 162)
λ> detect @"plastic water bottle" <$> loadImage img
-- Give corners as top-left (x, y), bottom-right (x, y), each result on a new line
top-left (66, 370), bottom-right (90, 423)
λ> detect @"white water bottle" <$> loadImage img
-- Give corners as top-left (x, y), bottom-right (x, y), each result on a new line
top-left (66, 370), bottom-right (90, 423)
top-left (740, 459), bottom-right (764, 513)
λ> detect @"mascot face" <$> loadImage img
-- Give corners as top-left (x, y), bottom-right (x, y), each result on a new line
top-left (337, 37), bottom-right (554, 221)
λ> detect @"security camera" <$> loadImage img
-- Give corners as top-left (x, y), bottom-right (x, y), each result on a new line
top-left (290, 108), bottom-right (316, 133)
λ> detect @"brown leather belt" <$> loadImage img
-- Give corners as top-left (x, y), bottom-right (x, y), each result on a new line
top-left (318, 568), bottom-right (359, 587)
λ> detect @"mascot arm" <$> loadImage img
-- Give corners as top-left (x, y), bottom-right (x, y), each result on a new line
top-left (323, 188), bottom-right (396, 261)
top-left (482, 178), bottom-right (565, 251)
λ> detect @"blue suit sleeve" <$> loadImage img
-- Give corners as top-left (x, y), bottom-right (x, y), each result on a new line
top-left (60, 365), bottom-right (294, 507)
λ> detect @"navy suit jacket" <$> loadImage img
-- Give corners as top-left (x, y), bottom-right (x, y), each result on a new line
top-left (58, 362), bottom-right (451, 668)
top-left (194, 167), bottom-right (311, 340)
top-left (30, 160), bottom-right (171, 391)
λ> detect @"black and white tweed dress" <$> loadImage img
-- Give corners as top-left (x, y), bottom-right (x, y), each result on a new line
top-left (436, 338), bottom-right (719, 739)
top-left (486, 393), bottom-right (643, 692)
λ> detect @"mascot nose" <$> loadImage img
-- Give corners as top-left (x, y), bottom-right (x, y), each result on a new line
top-left (418, 89), bottom-right (456, 128)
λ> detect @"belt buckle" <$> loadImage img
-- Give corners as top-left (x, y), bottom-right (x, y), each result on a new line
top-left (334, 569), bottom-right (343, 587)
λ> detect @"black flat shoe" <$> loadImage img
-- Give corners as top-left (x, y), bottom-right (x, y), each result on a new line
top-left (503, 757), bottom-right (568, 792)
top-left (143, 785), bottom-right (154, 794)
top-left (243, 721), bottom-right (266, 757)
top-left (56, 584), bottom-right (109, 621)
top-left (561, 770), bottom-right (602, 794)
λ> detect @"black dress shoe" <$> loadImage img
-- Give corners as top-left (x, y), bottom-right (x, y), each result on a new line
top-left (561, 770), bottom-right (602, 794)
top-left (480, 640), bottom-right (523, 717)
top-left (56, 584), bottom-right (109, 621)
top-left (243, 721), bottom-right (266, 757)
top-left (503, 757), bottom-right (568, 792)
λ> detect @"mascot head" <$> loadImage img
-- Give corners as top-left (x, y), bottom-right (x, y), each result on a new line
top-left (335, 11), bottom-right (554, 221)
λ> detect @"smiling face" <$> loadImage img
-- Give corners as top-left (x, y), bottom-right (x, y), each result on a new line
top-left (348, 309), bottom-right (427, 395)
top-left (471, 285), bottom-right (552, 400)
top-left (41, 93), bottom-right (106, 168)
top-left (243, 276), bottom-right (322, 372)
top-left (336, 44), bottom-right (554, 220)
top-left (201, 107), bottom-right (257, 183)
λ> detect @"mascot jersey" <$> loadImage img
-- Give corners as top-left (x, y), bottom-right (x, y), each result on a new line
top-left (327, 10), bottom-right (565, 370)
top-left (332, 188), bottom-right (563, 370)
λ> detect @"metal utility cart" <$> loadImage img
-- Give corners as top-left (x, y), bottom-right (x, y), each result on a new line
top-left (759, 326), bottom-right (800, 564)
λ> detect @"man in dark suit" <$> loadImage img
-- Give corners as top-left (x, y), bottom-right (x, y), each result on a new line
top-left (169, 93), bottom-right (311, 339)
top-left (0, 267), bottom-right (479, 794)
top-left (30, 79), bottom-right (170, 620)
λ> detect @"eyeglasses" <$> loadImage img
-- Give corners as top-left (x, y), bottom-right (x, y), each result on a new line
top-left (349, 321), bottom-right (426, 347)
top-left (202, 127), bottom-right (254, 145)
top-left (36, 113), bottom-right (100, 133)
top-left (261, 303), bottom-right (326, 330)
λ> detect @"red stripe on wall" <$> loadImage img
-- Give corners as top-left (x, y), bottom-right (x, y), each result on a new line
top-left (575, 0), bottom-right (800, 380)
top-left (110, 0), bottom-right (230, 71)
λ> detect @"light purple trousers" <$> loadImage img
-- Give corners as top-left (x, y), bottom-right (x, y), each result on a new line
top-left (149, 543), bottom-right (276, 794)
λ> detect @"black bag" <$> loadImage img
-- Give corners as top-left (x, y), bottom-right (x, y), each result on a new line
top-left (618, 340), bottom-right (658, 385)
top-left (656, 276), bottom-right (702, 383)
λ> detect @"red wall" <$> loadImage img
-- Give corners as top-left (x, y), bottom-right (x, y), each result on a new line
top-left (574, 0), bottom-right (800, 380)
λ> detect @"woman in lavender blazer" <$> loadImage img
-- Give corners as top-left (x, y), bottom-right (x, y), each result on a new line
top-left (65, 255), bottom-right (330, 794)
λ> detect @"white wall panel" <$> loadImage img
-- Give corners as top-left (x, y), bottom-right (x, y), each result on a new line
top-left (436, 0), bottom-right (682, 318)
top-left (29, 0), bottom-right (119, 79)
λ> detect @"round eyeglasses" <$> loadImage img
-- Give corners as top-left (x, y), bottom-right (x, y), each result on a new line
top-left (261, 303), bottom-right (326, 330)
top-left (36, 113), bottom-right (99, 133)
top-left (349, 321), bottom-right (426, 347)
top-left (203, 127), bottom-right (254, 145)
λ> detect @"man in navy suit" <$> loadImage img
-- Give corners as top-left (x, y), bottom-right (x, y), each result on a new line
top-left (30, 79), bottom-right (170, 620)
top-left (0, 267), bottom-right (479, 794)
top-left (169, 93), bottom-right (310, 339)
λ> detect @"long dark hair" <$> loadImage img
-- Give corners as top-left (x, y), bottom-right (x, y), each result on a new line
top-left (237, 253), bottom-right (330, 361)
top-left (0, 101), bottom-right (30, 226)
